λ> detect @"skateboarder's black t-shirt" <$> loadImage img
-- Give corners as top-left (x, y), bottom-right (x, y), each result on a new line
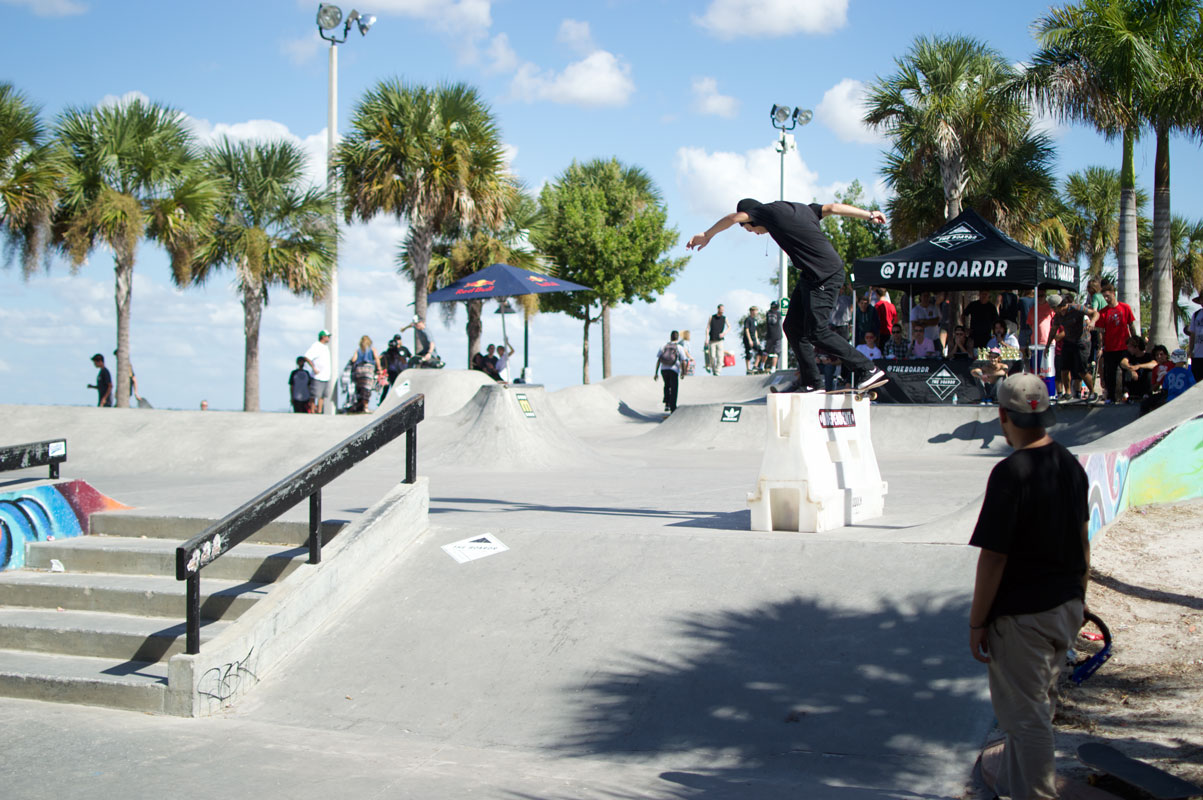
top-left (969, 440), bottom-right (1088, 621)
top-left (743, 201), bottom-right (843, 283)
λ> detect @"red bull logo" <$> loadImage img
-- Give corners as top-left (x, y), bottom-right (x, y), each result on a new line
top-left (528, 275), bottom-right (558, 287)
top-left (455, 279), bottom-right (495, 295)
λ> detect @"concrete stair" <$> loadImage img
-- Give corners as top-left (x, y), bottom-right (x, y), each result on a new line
top-left (0, 512), bottom-right (338, 713)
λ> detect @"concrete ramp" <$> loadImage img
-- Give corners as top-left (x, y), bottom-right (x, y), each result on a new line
top-left (546, 384), bottom-right (658, 439)
top-left (376, 369), bottom-right (495, 417)
top-left (601, 373), bottom-right (773, 415)
top-left (634, 401), bottom-right (766, 450)
top-left (422, 384), bottom-right (613, 471)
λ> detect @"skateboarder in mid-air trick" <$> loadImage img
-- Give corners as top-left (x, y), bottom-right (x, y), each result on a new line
top-left (686, 198), bottom-right (888, 394)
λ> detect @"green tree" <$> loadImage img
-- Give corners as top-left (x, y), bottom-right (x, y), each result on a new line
top-left (335, 80), bottom-right (510, 324)
top-left (821, 180), bottom-right (892, 274)
top-left (864, 35), bottom-right (1032, 225)
top-left (191, 138), bottom-right (336, 412)
top-left (53, 97), bottom-right (218, 408)
top-left (535, 158), bottom-right (687, 384)
top-left (0, 83), bottom-right (60, 275)
top-left (400, 185), bottom-right (544, 366)
top-left (1138, 0), bottom-right (1203, 352)
top-left (1024, 0), bottom-right (1167, 334)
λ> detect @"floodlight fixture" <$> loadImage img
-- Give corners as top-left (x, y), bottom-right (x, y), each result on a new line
top-left (317, 3), bottom-right (342, 30)
top-left (356, 14), bottom-right (376, 35)
top-left (771, 104), bottom-right (792, 127)
top-left (794, 108), bottom-right (813, 126)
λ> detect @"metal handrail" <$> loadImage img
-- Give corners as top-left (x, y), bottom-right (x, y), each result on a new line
top-left (0, 439), bottom-right (68, 479)
top-left (175, 394), bottom-right (424, 654)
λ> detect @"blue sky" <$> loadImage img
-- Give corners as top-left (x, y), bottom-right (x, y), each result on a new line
top-left (3, 0), bottom-right (1201, 410)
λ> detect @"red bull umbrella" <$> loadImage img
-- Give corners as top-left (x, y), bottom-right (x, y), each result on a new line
top-left (427, 263), bottom-right (592, 381)
top-left (426, 262), bottom-right (591, 302)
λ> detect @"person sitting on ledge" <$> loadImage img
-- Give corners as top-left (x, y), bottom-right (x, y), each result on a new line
top-left (970, 348), bottom-right (1010, 404)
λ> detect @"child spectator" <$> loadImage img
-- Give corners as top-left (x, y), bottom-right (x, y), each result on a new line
top-left (1162, 349), bottom-right (1197, 403)
top-left (289, 356), bottom-right (312, 413)
top-left (910, 323), bottom-right (939, 357)
top-left (856, 331), bottom-right (883, 360)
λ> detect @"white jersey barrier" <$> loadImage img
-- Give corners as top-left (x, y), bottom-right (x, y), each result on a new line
top-left (747, 392), bottom-right (888, 532)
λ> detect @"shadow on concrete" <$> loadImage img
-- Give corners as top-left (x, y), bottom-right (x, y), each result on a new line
top-left (928, 420), bottom-right (1001, 451)
top-left (502, 593), bottom-right (989, 799)
top-left (430, 496), bottom-right (737, 528)
top-left (1089, 569), bottom-right (1203, 611)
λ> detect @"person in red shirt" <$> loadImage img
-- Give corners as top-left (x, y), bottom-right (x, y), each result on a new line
top-left (875, 288), bottom-right (897, 339)
top-left (1096, 283), bottom-right (1137, 403)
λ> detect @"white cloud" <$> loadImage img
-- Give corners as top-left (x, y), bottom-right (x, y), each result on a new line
top-left (0, 357), bottom-right (10, 373)
top-left (281, 32), bottom-right (324, 66)
top-left (97, 90), bottom-right (151, 109)
top-left (186, 116), bottom-right (330, 189)
top-left (485, 33), bottom-right (519, 74)
top-left (1029, 104), bottom-right (1068, 139)
top-left (557, 19), bottom-right (595, 54)
top-left (371, 0), bottom-right (493, 61)
top-left (692, 77), bottom-right (739, 119)
top-left (511, 50), bottom-right (635, 107)
top-left (815, 78), bottom-right (885, 145)
top-left (675, 143), bottom-right (838, 219)
top-left (0, 0), bottom-right (86, 16)
top-left (694, 0), bottom-right (848, 39)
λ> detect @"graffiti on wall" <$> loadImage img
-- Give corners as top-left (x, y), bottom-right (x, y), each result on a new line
top-left (1079, 415), bottom-right (1203, 540)
top-left (0, 480), bottom-right (129, 571)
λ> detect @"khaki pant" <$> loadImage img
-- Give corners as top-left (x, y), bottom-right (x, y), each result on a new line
top-left (986, 598), bottom-right (1083, 800)
top-left (707, 340), bottom-right (725, 375)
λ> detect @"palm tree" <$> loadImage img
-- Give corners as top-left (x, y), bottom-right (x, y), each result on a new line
top-left (1024, 0), bottom-right (1166, 333)
top-left (1062, 167), bottom-right (1123, 277)
top-left (335, 79), bottom-right (510, 324)
top-left (864, 35), bottom-right (1031, 223)
top-left (398, 185), bottom-right (544, 365)
top-left (190, 138), bottom-right (336, 411)
top-left (53, 97), bottom-right (217, 408)
top-left (1139, 0), bottom-right (1203, 351)
top-left (0, 83), bottom-right (60, 276)
top-left (1169, 217), bottom-right (1203, 333)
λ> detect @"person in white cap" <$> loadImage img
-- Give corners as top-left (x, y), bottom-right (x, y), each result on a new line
top-left (968, 372), bottom-right (1090, 800)
top-left (303, 330), bottom-right (332, 413)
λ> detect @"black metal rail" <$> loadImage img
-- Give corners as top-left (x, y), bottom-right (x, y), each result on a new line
top-left (0, 439), bottom-right (67, 479)
top-left (175, 395), bottom-right (424, 654)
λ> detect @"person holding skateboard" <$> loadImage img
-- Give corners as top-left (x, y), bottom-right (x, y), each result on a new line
top-left (686, 199), bottom-right (887, 394)
top-left (968, 372), bottom-right (1090, 800)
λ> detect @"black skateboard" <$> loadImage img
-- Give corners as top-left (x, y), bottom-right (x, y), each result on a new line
top-left (1078, 742), bottom-right (1203, 800)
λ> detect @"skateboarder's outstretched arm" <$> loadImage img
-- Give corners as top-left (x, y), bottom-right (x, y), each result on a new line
top-left (686, 211), bottom-right (753, 251)
top-left (820, 203), bottom-right (886, 224)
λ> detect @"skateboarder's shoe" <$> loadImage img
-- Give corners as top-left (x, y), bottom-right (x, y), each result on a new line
top-left (854, 367), bottom-right (887, 392)
top-left (769, 380), bottom-right (819, 394)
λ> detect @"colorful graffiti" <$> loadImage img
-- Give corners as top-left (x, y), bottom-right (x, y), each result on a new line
top-left (1079, 415), bottom-right (1203, 540)
top-left (0, 480), bottom-right (129, 571)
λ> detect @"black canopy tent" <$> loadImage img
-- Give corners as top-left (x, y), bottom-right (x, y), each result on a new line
top-left (851, 208), bottom-right (1079, 292)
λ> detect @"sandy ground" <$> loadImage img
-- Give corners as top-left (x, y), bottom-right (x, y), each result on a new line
top-left (970, 498), bottom-right (1203, 798)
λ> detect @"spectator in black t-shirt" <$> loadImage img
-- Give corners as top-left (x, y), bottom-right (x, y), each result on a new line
top-left (88, 353), bottom-right (113, 407)
top-left (378, 335), bottom-right (410, 402)
top-left (706, 304), bottom-right (729, 375)
top-left (687, 198), bottom-right (888, 394)
top-left (741, 306), bottom-right (763, 372)
top-left (962, 290), bottom-right (999, 351)
top-left (969, 372), bottom-right (1089, 800)
top-left (762, 301), bottom-right (783, 371)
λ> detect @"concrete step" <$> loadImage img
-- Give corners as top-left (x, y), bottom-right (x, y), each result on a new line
top-left (0, 570), bottom-right (267, 620)
top-left (26, 536), bottom-right (306, 582)
top-left (0, 647), bottom-right (167, 713)
top-left (0, 607), bottom-right (229, 661)
top-left (89, 512), bottom-right (344, 546)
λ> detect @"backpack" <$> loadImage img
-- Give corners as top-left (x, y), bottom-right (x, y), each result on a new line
top-left (658, 343), bottom-right (679, 367)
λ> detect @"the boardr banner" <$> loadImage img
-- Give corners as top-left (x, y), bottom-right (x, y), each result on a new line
top-left (852, 208), bottom-right (1079, 292)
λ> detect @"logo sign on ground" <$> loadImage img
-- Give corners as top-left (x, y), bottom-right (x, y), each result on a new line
top-left (817, 409), bottom-right (856, 428)
top-left (515, 393), bottom-right (536, 418)
top-left (442, 533), bottom-right (509, 564)
top-left (929, 222), bottom-right (985, 251)
top-left (721, 405), bottom-right (742, 423)
top-left (925, 365), bottom-right (962, 402)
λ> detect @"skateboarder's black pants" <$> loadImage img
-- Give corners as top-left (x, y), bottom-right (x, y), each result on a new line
top-left (783, 276), bottom-right (873, 387)
top-left (660, 367), bottom-right (679, 411)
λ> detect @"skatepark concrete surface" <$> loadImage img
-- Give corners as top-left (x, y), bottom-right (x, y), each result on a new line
top-left (0, 374), bottom-right (1171, 799)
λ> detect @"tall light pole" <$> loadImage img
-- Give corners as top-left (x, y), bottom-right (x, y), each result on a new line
top-left (769, 104), bottom-right (811, 369)
top-left (316, 4), bottom-right (375, 413)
